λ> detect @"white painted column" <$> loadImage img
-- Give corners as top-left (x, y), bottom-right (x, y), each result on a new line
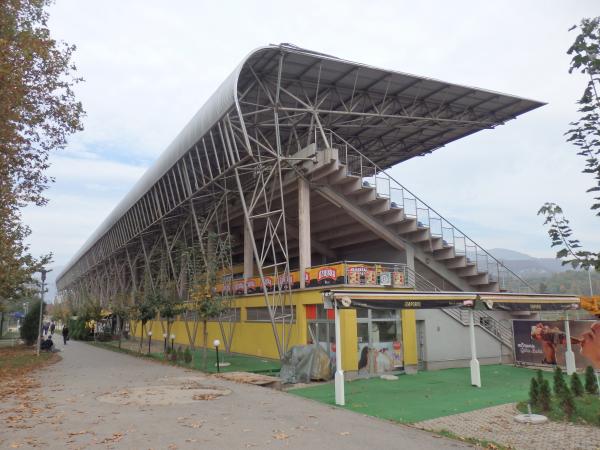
top-left (298, 178), bottom-right (311, 289)
top-left (334, 301), bottom-right (345, 406)
top-left (564, 313), bottom-right (576, 375)
top-left (469, 310), bottom-right (481, 387)
top-left (243, 221), bottom-right (254, 279)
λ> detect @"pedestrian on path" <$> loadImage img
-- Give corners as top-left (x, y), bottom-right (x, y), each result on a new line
top-left (50, 321), bottom-right (56, 335)
top-left (62, 325), bottom-right (69, 345)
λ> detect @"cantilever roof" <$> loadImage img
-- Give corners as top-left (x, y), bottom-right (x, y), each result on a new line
top-left (57, 44), bottom-right (544, 286)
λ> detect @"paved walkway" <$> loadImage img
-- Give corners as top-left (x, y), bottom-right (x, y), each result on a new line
top-left (416, 403), bottom-right (600, 450)
top-left (0, 340), bottom-right (470, 450)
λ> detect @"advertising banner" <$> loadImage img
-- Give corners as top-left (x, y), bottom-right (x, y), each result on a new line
top-left (512, 319), bottom-right (600, 369)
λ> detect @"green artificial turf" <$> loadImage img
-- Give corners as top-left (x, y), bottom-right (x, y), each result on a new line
top-left (291, 365), bottom-right (553, 423)
top-left (153, 348), bottom-right (281, 374)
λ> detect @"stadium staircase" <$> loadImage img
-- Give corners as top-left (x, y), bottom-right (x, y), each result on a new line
top-left (290, 131), bottom-right (532, 294)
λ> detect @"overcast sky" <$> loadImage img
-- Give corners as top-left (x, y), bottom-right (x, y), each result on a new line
top-left (22, 0), bottom-right (600, 291)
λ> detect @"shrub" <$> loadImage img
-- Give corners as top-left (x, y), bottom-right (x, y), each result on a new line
top-left (585, 366), bottom-right (599, 395)
top-left (68, 317), bottom-right (92, 340)
top-left (570, 372), bottom-right (584, 397)
top-left (184, 347), bottom-right (192, 364)
top-left (529, 377), bottom-right (540, 407)
top-left (20, 300), bottom-right (44, 345)
top-left (170, 349), bottom-right (178, 362)
top-left (553, 366), bottom-right (567, 396)
top-left (539, 379), bottom-right (552, 411)
top-left (536, 369), bottom-right (544, 386)
top-left (559, 386), bottom-right (576, 418)
top-left (176, 346), bottom-right (184, 362)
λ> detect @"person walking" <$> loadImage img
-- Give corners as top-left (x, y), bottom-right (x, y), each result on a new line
top-left (62, 325), bottom-right (69, 345)
top-left (50, 321), bottom-right (56, 335)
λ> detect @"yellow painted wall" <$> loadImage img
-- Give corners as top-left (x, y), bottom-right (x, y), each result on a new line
top-left (135, 287), bottom-right (417, 373)
top-left (401, 309), bottom-right (418, 366)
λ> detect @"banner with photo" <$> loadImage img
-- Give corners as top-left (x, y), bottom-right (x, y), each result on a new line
top-left (512, 319), bottom-right (599, 369)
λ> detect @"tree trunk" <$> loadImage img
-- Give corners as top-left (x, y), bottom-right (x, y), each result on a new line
top-left (117, 315), bottom-right (122, 349)
top-left (139, 321), bottom-right (144, 353)
top-left (202, 319), bottom-right (208, 370)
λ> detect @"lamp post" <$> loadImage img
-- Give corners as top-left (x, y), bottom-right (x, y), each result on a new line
top-left (147, 331), bottom-right (153, 354)
top-left (163, 332), bottom-right (168, 352)
top-left (36, 268), bottom-right (51, 357)
top-left (213, 339), bottom-right (221, 373)
top-left (170, 333), bottom-right (175, 352)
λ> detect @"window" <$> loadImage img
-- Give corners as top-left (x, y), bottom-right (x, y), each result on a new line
top-left (209, 308), bottom-right (240, 323)
top-left (246, 306), bottom-right (295, 322)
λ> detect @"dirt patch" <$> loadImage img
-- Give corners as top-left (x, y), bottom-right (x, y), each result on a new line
top-left (96, 376), bottom-right (231, 406)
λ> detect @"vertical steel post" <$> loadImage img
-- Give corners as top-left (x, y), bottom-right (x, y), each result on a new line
top-left (564, 312), bottom-right (576, 375)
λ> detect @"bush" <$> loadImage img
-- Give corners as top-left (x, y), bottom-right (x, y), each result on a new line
top-left (570, 372), bottom-right (584, 397)
top-left (539, 379), bottom-right (552, 411)
top-left (68, 318), bottom-right (92, 341)
top-left (553, 366), bottom-right (567, 396)
top-left (184, 347), bottom-right (192, 364)
top-left (585, 366), bottom-right (599, 395)
top-left (170, 348), bottom-right (178, 362)
top-left (559, 386), bottom-right (576, 418)
top-left (20, 300), bottom-right (44, 345)
top-left (176, 346), bottom-right (184, 362)
top-left (529, 377), bottom-right (540, 407)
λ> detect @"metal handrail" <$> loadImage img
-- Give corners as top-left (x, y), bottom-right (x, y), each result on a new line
top-left (323, 128), bottom-right (532, 293)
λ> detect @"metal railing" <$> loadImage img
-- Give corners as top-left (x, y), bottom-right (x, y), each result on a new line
top-left (322, 129), bottom-right (532, 293)
top-left (442, 308), bottom-right (513, 348)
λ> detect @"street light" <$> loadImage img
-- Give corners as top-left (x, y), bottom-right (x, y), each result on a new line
top-left (213, 339), bottom-right (221, 373)
top-left (36, 268), bottom-right (51, 357)
top-left (147, 331), bottom-right (153, 354)
top-left (163, 332), bottom-right (168, 352)
top-left (170, 333), bottom-right (176, 352)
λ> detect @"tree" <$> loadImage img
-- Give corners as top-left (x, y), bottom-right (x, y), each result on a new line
top-left (529, 376), bottom-right (540, 407)
top-left (0, 0), bottom-right (83, 305)
top-left (538, 17), bottom-right (600, 270)
top-left (20, 299), bottom-right (44, 345)
top-left (559, 386), bottom-right (576, 418)
top-left (539, 378), bottom-right (552, 411)
top-left (585, 365), bottom-right (599, 394)
top-left (571, 372), bottom-right (585, 397)
top-left (553, 366), bottom-right (568, 396)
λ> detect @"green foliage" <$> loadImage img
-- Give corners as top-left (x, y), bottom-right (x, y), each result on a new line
top-left (585, 366), bottom-right (599, 394)
top-left (184, 347), bottom-right (192, 364)
top-left (19, 300), bottom-right (44, 345)
top-left (176, 346), bottom-right (184, 362)
top-left (68, 317), bottom-right (92, 341)
top-left (559, 386), bottom-right (577, 418)
top-left (538, 17), bottom-right (600, 270)
top-left (571, 372), bottom-right (585, 397)
top-left (539, 378), bottom-right (552, 411)
top-left (553, 366), bottom-right (567, 396)
top-left (529, 377), bottom-right (540, 407)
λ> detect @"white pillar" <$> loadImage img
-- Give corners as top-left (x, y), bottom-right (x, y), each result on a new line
top-left (469, 310), bottom-right (481, 387)
top-left (298, 178), bottom-right (311, 289)
top-left (334, 301), bottom-right (345, 406)
top-left (564, 314), bottom-right (576, 375)
top-left (243, 221), bottom-right (253, 289)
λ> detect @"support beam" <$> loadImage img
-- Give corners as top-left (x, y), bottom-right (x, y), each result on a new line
top-left (243, 221), bottom-right (254, 280)
top-left (334, 300), bottom-right (345, 406)
top-left (564, 313), bottom-right (576, 375)
top-left (298, 177), bottom-right (311, 289)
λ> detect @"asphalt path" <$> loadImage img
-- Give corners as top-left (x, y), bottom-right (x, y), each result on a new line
top-left (0, 339), bottom-right (471, 449)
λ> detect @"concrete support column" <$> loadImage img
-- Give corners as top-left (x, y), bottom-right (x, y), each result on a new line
top-left (298, 178), bottom-right (311, 289)
top-left (469, 310), bottom-right (481, 387)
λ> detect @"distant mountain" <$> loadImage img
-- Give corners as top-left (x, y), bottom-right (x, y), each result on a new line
top-left (488, 248), bottom-right (569, 277)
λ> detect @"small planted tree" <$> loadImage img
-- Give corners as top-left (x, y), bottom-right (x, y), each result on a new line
top-left (529, 377), bottom-right (540, 408)
top-left (570, 372), bottom-right (585, 397)
top-left (132, 293), bottom-right (157, 353)
top-left (539, 378), bottom-right (552, 411)
top-left (184, 347), bottom-right (192, 364)
top-left (553, 366), bottom-right (567, 396)
top-left (559, 386), bottom-right (576, 418)
top-left (585, 366), bottom-right (599, 394)
top-left (20, 299), bottom-right (44, 345)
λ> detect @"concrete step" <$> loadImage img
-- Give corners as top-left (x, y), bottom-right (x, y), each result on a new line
top-left (433, 246), bottom-right (456, 261)
top-left (455, 264), bottom-right (478, 277)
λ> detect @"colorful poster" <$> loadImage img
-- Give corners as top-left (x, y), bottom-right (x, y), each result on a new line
top-left (512, 320), bottom-right (600, 370)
